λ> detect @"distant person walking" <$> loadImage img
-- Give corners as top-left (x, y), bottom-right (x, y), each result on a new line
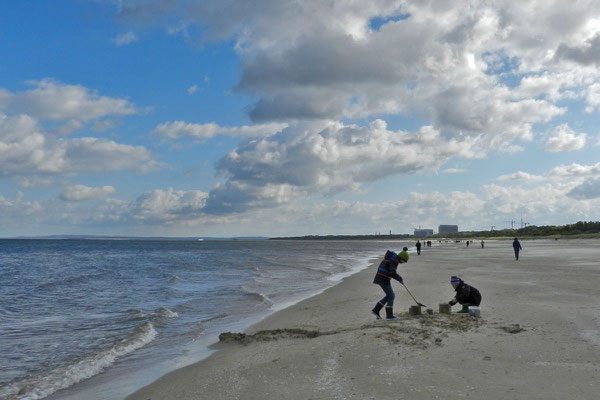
top-left (372, 247), bottom-right (409, 320)
top-left (513, 237), bottom-right (522, 260)
top-left (481, 240), bottom-right (484, 248)
top-left (448, 276), bottom-right (482, 313)
top-left (416, 240), bottom-right (422, 255)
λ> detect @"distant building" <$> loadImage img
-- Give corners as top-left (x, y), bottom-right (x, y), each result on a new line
top-left (438, 224), bottom-right (459, 234)
top-left (414, 228), bottom-right (434, 237)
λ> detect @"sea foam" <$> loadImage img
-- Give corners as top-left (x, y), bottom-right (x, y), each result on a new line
top-left (0, 323), bottom-right (157, 400)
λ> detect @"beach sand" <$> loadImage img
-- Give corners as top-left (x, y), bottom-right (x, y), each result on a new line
top-left (127, 239), bottom-right (600, 400)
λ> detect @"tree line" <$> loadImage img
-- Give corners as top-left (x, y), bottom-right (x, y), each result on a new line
top-left (434, 221), bottom-right (600, 239)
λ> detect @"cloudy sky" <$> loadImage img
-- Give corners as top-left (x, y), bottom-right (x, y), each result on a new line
top-left (2, 0), bottom-right (600, 237)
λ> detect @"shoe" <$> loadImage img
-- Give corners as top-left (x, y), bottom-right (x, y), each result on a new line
top-left (372, 302), bottom-right (383, 319)
top-left (457, 305), bottom-right (469, 313)
top-left (385, 306), bottom-right (398, 320)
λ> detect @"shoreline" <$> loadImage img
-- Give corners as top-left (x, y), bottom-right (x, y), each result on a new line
top-left (47, 244), bottom-right (401, 400)
top-left (127, 239), bottom-right (600, 400)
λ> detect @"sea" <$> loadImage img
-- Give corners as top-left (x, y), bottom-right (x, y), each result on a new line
top-left (0, 238), bottom-right (414, 400)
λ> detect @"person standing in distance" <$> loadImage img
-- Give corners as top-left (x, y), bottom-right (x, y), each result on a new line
top-left (513, 237), bottom-right (522, 260)
top-left (372, 247), bottom-right (409, 320)
top-left (415, 240), bottom-right (422, 255)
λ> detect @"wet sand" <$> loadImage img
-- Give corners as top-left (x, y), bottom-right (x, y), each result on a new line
top-left (127, 239), bottom-right (600, 400)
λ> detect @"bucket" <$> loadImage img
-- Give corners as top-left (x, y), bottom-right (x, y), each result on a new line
top-left (468, 306), bottom-right (481, 318)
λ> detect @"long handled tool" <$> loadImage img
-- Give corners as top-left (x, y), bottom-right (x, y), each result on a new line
top-left (402, 283), bottom-right (426, 307)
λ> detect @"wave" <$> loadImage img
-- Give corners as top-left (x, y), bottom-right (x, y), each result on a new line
top-left (153, 307), bottom-right (179, 320)
top-left (0, 323), bottom-right (157, 400)
top-left (239, 285), bottom-right (273, 305)
top-left (35, 271), bottom-right (110, 291)
top-left (199, 313), bottom-right (228, 324)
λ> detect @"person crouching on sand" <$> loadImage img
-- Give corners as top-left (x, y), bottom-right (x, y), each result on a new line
top-left (372, 247), bottom-right (409, 320)
top-left (448, 276), bottom-right (481, 313)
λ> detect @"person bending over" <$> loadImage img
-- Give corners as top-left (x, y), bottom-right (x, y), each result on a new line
top-left (448, 275), bottom-right (481, 313)
top-left (372, 247), bottom-right (409, 320)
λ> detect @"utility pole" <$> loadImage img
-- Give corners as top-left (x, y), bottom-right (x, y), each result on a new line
top-left (520, 213), bottom-right (529, 229)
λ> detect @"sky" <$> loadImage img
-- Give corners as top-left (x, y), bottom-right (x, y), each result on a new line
top-left (1, 0), bottom-right (600, 238)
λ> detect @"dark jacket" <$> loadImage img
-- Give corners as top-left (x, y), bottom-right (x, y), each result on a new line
top-left (513, 240), bottom-right (522, 250)
top-left (373, 251), bottom-right (403, 285)
top-left (455, 282), bottom-right (481, 306)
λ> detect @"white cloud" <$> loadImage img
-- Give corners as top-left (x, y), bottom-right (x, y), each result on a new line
top-left (442, 168), bottom-right (466, 174)
top-left (0, 113), bottom-right (160, 177)
top-left (129, 188), bottom-right (208, 221)
top-left (585, 83), bottom-right (600, 113)
top-left (9, 1), bottom-right (600, 235)
top-left (203, 121), bottom-right (482, 214)
top-left (53, 119), bottom-right (85, 135)
top-left (16, 176), bottom-right (54, 188)
top-left (567, 178), bottom-right (600, 199)
top-left (187, 85), bottom-right (198, 95)
top-left (152, 120), bottom-right (288, 139)
top-left (0, 79), bottom-right (136, 122)
top-left (545, 124), bottom-right (587, 152)
top-left (114, 31), bottom-right (138, 46)
top-left (497, 171), bottom-right (545, 183)
top-left (60, 184), bottom-right (116, 201)
top-left (0, 192), bottom-right (42, 229)
top-left (113, 1), bottom-right (600, 152)
top-left (548, 162), bottom-right (600, 178)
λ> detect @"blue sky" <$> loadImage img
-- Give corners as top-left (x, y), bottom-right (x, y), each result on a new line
top-left (1, 0), bottom-right (600, 237)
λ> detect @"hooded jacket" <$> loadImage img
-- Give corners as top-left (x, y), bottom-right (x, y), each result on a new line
top-left (454, 281), bottom-right (482, 306)
top-left (373, 250), bottom-right (404, 285)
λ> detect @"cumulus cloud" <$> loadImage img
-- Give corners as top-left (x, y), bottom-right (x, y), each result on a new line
top-left (203, 120), bottom-right (481, 214)
top-left (60, 184), bottom-right (116, 201)
top-left (113, 1), bottom-right (600, 152)
top-left (0, 113), bottom-right (160, 177)
top-left (497, 171), bottom-right (544, 182)
top-left (553, 33), bottom-right (600, 66)
top-left (0, 192), bottom-right (42, 226)
top-left (545, 124), bottom-right (587, 152)
top-left (567, 178), bottom-right (600, 199)
top-left (152, 120), bottom-right (287, 139)
top-left (585, 83), bottom-right (600, 113)
top-left (11, 0), bottom-right (600, 234)
top-left (16, 176), bottom-right (54, 188)
top-left (548, 162), bottom-right (600, 178)
top-left (129, 188), bottom-right (208, 221)
top-left (0, 79), bottom-right (136, 122)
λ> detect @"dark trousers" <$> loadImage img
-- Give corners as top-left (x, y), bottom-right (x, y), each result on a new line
top-left (378, 284), bottom-right (395, 307)
top-left (459, 293), bottom-right (482, 307)
top-left (514, 248), bottom-right (520, 260)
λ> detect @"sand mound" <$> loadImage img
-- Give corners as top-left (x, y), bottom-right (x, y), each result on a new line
top-left (219, 328), bottom-right (327, 344)
top-left (219, 313), bottom-right (485, 348)
top-left (372, 312), bottom-right (485, 349)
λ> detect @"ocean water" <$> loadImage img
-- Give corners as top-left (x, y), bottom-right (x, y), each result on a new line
top-left (0, 239), bottom-right (413, 400)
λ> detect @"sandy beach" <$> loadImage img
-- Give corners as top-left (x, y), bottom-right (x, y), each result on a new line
top-left (127, 239), bottom-right (600, 400)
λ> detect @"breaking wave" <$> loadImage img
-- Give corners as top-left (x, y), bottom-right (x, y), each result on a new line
top-left (0, 323), bottom-right (157, 400)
